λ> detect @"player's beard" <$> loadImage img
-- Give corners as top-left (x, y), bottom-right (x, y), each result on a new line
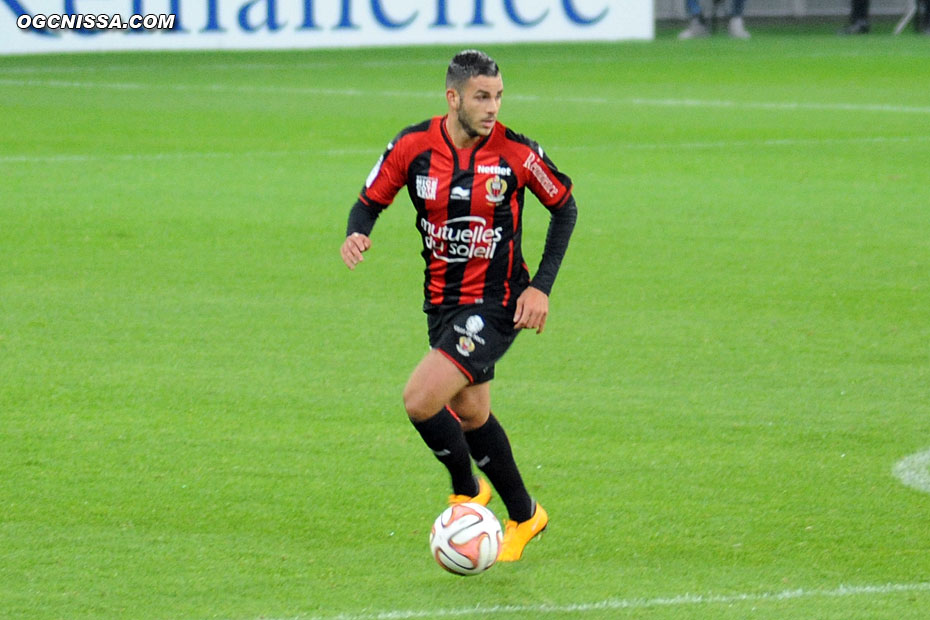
top-left (456, 102), bottom-right (483, 139)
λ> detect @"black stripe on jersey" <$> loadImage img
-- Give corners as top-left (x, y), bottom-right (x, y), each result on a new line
top-left (406, 150), bottom-right (433, 212)
top-left (406, 149), bottom-right (436, 304)
top-left (483, 154), bottom-right (526, 306)
top-left (436, 130), bottom-right (492, 307)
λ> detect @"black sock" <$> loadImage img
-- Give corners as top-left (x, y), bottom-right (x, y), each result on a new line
top-left (464, 413), bottom-right (533, 522)
top-left (412, 407), bottom-right (479, 497)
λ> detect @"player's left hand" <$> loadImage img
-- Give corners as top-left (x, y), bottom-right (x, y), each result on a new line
top-left (513, 286), bottom-right (549, 334)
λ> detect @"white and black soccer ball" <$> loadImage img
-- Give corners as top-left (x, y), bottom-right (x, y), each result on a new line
top-left (429, 502), bottom-right (502, 575)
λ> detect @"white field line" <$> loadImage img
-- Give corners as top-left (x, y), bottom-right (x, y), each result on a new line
top-left (3, 135), bottom-right (929, 166)
top-left (0, 59), bottom-right (445, 74)
top-left (1, 49), bottom-right (928, 76)
top-left (627, 97), bottom-right (930, 115)
top-left (893, 448), bottom-right (930, 495)
top-left (0, 77), bottom-right (440, 99)
top-left (4, 77), bottom-right (930, 115)
top-left (555, 135), bottom-right (930, 151)
top-left (0, 148), bottom-right (373, 165)
top-left (286, 582), bottom-right (930, 620)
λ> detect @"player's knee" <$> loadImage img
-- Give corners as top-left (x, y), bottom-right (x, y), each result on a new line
top-left (402, 385), bottom-right (434, 421)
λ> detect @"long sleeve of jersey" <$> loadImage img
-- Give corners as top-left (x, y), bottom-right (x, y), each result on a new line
top-left (530, 196), bottom-right (577, 296)
top-left (345, 129), bottom-right (411, 238)
top-left (346, 200), bottom-right (381, 237)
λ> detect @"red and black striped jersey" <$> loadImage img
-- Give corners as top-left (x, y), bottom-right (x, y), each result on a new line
top-left (356, 116), bottom-right (574, 310)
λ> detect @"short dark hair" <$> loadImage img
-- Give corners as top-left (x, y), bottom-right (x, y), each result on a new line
top-left (446, 49), bottom-right (500, 92)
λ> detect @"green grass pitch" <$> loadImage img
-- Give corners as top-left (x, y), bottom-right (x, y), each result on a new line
top-left (2, 22), bottom-right (930, 620)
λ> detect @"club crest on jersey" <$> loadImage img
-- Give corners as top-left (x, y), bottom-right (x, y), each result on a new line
top-left (454, 315), bottom-right (486, 357)
top-left (485, 175), bottom-right (508, 204)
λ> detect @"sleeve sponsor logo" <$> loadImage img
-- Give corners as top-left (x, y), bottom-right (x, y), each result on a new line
top-left (522, 152), bottom-right (559, 198)
top-left (420, 216), bottom-right (503, 263)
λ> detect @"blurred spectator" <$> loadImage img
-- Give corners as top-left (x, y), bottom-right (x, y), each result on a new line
top-left (839, 0), bottom-right (870, 34)
top-left (841, 0), bottom-right (930, 35)
top-left (679, 0), bottom-right (751, 39)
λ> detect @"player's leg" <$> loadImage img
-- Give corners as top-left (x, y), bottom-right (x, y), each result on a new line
top-left (404, 349), bottom-right (481, 498)
top-left (453, 383), bottom-right (547, 561)
top-left (447, 381), bottom-right (490, 431)
top-left (404, 348), bottom-right (470, 422)
top-left (453, 384), bottom-right (532, 520)
top-left (449, 380), bottom-right (543, 519)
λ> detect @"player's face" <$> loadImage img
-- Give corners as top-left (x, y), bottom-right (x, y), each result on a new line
top-left (454, 74), bottom-right (503, 138)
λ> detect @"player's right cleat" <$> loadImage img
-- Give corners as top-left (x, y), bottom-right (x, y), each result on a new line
top-left (498, 502), bottom-right (548, 562)
top-left (448, 476), bottom-right (492, 507)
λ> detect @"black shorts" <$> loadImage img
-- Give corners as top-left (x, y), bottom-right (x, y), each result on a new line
top-left (427, 304), bottom-right (519, 385)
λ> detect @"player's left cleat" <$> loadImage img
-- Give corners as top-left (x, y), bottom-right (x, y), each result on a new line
top-left (448, 476), bottom-right (492, 507)
top-left (497, 501), bottom-right (548, 562)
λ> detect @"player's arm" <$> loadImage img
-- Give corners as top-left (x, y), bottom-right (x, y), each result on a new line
top-left (341, 137), bottom-right (406, 270)
top-left (514, 143), bottom-right (578, 333)
top-left (341, 202), bottom-right (379, 269)
top-left (530, 195), bottom-right (577, 297)
top-left (514, 195), bottom-right (577, 333)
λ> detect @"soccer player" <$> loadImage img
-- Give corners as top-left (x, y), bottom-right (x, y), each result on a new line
top-left (340, 50), bottom-right (577, 562)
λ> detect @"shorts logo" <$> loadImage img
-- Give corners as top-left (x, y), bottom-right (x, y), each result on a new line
top-left (454, 315), bottom-right (486, 357)
top-left (485, 175), bottom-right (507, 204)
top-left (416, 175), bottom-right (438, 200)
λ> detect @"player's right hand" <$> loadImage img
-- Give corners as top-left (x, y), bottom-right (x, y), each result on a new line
top-left (341, 232), bottom-right (371, 270)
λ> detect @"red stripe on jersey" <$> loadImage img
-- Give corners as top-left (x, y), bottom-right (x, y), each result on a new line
top-left (502, 239), bottom-right (514, 307)
top-left (427, 216), bottom-right (447, 305)
top-left (500, 175), bottom-right (522, 306)
top-left (457, 148), bottom-right (497, 304)
top-left (427, 153), bottom-right (453, 307)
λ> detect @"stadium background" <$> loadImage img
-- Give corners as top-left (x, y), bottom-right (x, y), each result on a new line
top-left (2, 1), bottom-right (929, 619)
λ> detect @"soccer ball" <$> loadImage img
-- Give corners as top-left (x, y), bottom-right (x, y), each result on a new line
top-left (429, 502), bottom-right (502, 575)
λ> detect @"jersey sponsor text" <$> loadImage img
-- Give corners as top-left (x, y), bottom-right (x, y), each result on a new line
top-left (477, 164), bottom-right (512, 176)
top-left (420, 216), bottom-right (503, 263)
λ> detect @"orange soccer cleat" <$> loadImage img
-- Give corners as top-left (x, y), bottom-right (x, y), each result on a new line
top-left (498, 502), bottom-right (548, 562)
top-left (448, 476), bottom-right (492, 507)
